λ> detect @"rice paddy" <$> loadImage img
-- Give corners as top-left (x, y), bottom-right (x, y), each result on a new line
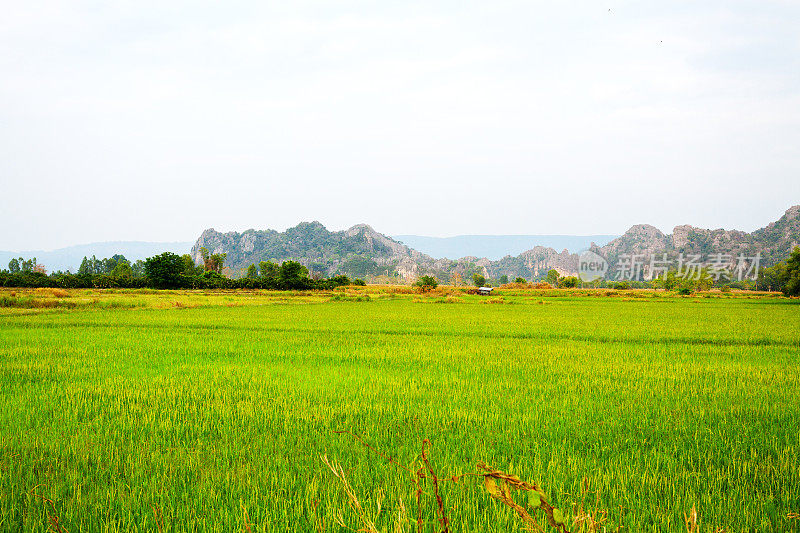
top-left (0, 287), bottom-right (798, 531)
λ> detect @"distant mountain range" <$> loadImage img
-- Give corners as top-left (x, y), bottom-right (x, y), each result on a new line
top-left (391, 235), bottom-right (618, 261)
top-left (4, 205), bottom-right (798, 280)
top-left (0, 241), bottom-right (193, 273)
top-left (190, 205), bottom-right (800, 281)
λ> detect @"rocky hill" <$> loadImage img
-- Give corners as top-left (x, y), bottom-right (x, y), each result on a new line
top-left (589, 205), bottom-right (800, 275)
top-left (392, 234), bottom-right (617, 260)
top-left (192, 222), bottom-right (424, 279)
top-left (191, 205), bottom-right (800, 282)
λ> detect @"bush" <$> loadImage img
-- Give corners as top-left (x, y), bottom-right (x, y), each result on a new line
top-left (678, 287), bottom-right (693, 295)
top-left (329, 275), bottom-right (351, 286)
top-left (414, 275), bottom-right (438, 291)
top-left (558, 276), bottom-right (579, 288)
top-left (352, 279), bottom-right (366, 286)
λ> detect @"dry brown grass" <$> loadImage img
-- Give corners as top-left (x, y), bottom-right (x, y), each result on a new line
top-left (569, 477), bottom-right (610, 533)
top-left (33, 288), bottom-right (70, 298)
top-left (482, 297), bottom-right (509, 304)
top-left (685, 505), bottom-right (699, 532)
top-left (386, 286), bottom-right (415, 295)
top-left (498, 282), bottom-right (531, 289)
top-left (0, 296), bottom-right (77, 309)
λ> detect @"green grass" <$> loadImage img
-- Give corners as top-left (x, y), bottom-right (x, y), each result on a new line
top-left (0, 288), bottom-right (798, 531)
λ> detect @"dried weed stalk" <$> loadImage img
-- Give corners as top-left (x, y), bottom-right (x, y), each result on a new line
top-left (478, 462), bottom-right (569, 532)
top-left (322, 454), bottom-right (378, 533)
top-left (421, 439), bottom-right (449, 533)
top-left (29, 488), bottom-right (67, 533)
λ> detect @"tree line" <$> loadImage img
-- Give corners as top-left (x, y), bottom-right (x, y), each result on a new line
top-left (0, 247), bottom-right (364, 290)
top-left (2, 246), bottom-right (798, 294)
top-left (460, 247), bottom-right (800, 296)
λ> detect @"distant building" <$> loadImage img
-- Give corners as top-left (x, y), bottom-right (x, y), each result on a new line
top-left (477, 287), bottom-right (494, 295)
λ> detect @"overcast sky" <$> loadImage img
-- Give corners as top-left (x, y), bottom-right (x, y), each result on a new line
top-left (2, 1), bottom-right (799, 250)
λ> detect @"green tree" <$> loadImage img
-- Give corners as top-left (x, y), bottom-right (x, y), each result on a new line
top-left (200, 247), bottom-right (227, 274)
top-left (131, 260), bottom-right (146, 278)
top-left (545, 269), bottom-right (560, 286)
top-left (144, 252), bottom-right (185, 289)
top-left (696, 268), bottom-right (713, 291)
top-left (259, 261), bottom-right (280, 282)
top-left (414, 275), bottom-right (438, 291)
top-left (212, 253), bottom-right (227, 273)
top-left (756, 263), bottom-right (785, 291)
top-left (783, 246), bottom-right (800, 296)
top-left (663, 271), bottom-right (679, 291)
top-left (20, 257), bottom-right (37, 273)
top-left (101, 254), bottom-right (127, 274)
top-left (78, 255), bottom-right (103, 275)
top-left (514, 277), bottom-right (526, 283)
top-left (78, 257), bottom-right (91, 275)
top-left (472, 273), bottom-right (486, 287)
top-left (180, 254), bottom-right (201, 275)
top-left (329, 275), bottom-right (351, 286)
top-left (559, 276), bottom-right (579, 288)
top-left (278, 261), bottom-right (310, 289)
top-left (498, 274), bottom-right (509, 285)
top-left (111, 260), bottom-right (133, 278)
top-left (8, 258), bottom-right (20, 273)
top-left (246, 264), bottom-right (258, 279)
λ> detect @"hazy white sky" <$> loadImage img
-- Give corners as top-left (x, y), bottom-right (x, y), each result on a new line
top-left (2, 1), bottom-right (799, 250)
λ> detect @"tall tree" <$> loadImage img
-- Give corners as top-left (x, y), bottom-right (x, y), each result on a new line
top-left (181, 254), bottom-right (201, 275)
top-left (144, 252), bottom-right (185, 289)
top-left (111, 260), bottom-right (133, 278)
top-left (78, 257), bottom-right (92, 275)
top-left (783, 246), bottom-right (800, 296)
top-left (200, 247), bottom-right (227, 274)
top-left (20, 257), bottom-right (36, 273)
top-left (131, 260), bottom-right (146, 278)
top-left (278, 261), bottom-right (310, 289)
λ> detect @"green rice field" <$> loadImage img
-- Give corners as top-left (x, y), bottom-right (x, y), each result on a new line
top-left (1, 287), bottom-right (798, 532)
